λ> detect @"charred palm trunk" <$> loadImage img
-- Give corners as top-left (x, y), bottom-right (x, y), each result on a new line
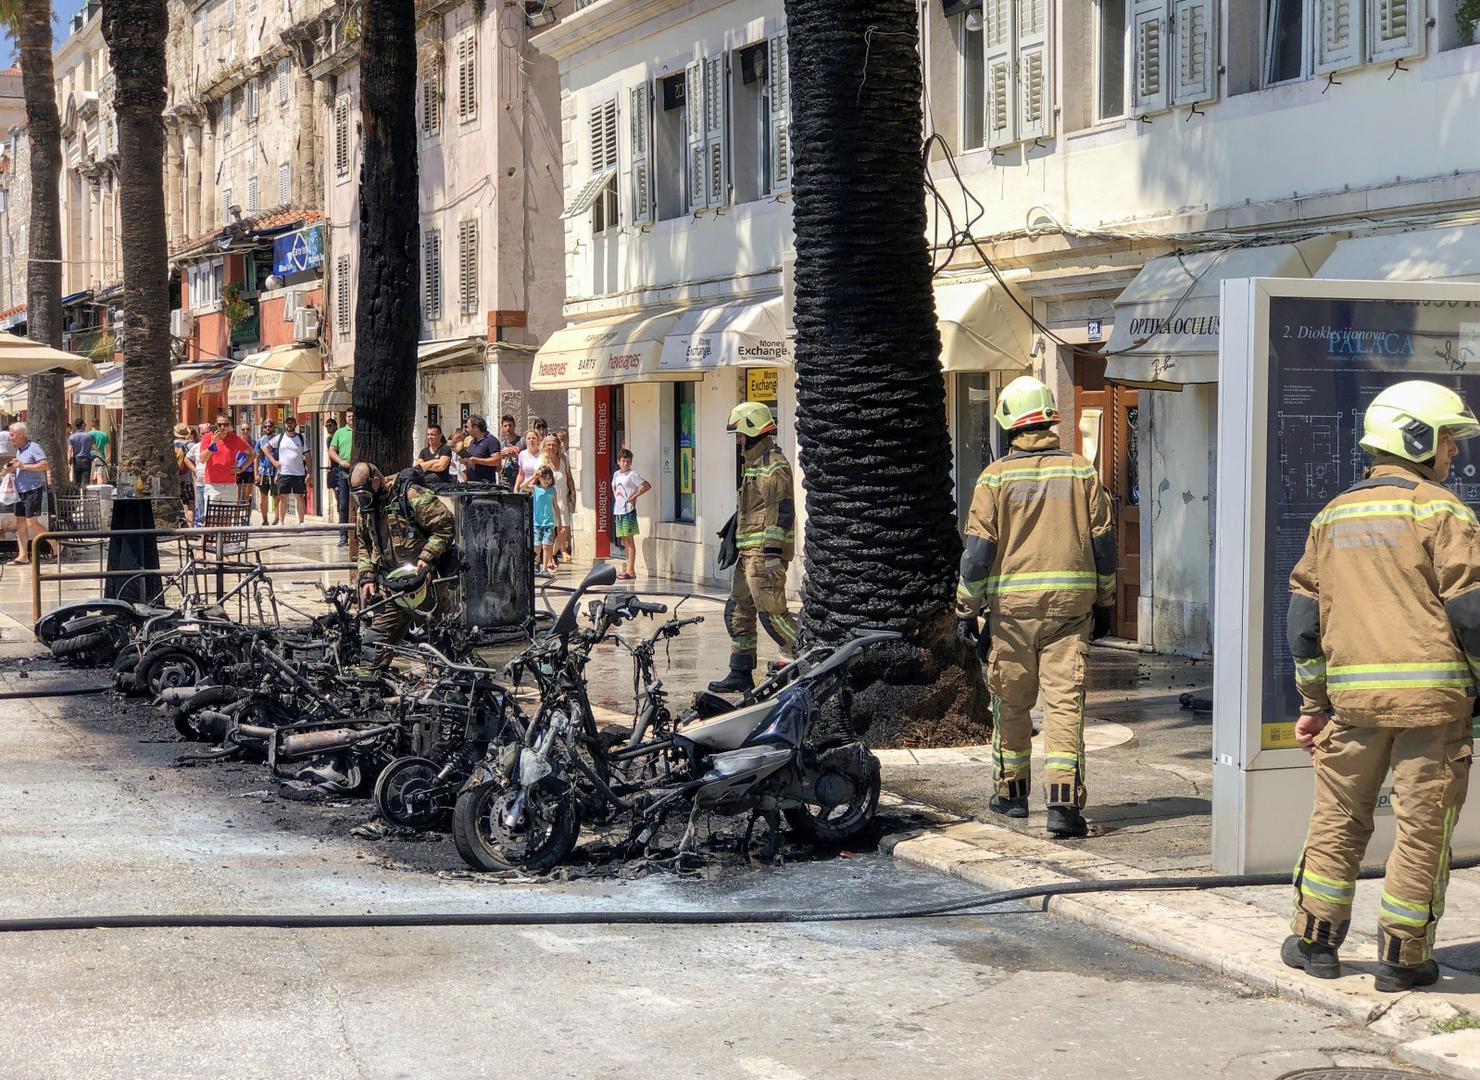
top-left (783, 0), bottom-right (988, 746)
top-left (19, 0), bottom-right (66, 493)
top-left (351, 0), bottom-right (419, 472)
top-left (103, 0), bottom-right (179, 518)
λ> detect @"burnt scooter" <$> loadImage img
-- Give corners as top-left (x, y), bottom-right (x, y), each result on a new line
top-left (452, 564), bottom-right (896, 873)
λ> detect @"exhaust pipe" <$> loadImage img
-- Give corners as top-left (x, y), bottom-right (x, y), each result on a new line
top-left (156, 687), bottom-right (204, 707)
top-left (275, 723), bottom-right (398, 759)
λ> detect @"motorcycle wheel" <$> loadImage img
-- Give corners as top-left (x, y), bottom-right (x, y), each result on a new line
top-left (136, 645), bottom-right (209, 698)
top-left (49, 628), bottom-right (116, 665)
top-left (374, 756), bottom-right (453, 831)
top-left (451, 779), bottom-right (579, 873)
top-left (172, 686), bottom-right (246, 741)
top-left (784, 752), bottom-right (882, 845)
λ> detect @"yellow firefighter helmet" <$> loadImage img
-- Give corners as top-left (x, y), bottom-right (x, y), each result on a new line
top-left (1360, 381), bottom-right (1480, 463)
top-left (994, 375), bottom-right (1061, 432)
top-left (727, 401), bottom-right (777, 438)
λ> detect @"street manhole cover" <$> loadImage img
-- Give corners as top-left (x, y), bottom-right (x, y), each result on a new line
top-left (1278, 1065), bottom-right (1426, 1071)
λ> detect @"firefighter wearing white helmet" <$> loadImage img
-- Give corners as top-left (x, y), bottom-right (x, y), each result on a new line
top-left (956, 374), bottom-right (1117, 839)
top-left (1284, 380), bottom-right (1480, 993)
top-left (709, 401), bottom-right (798, 694)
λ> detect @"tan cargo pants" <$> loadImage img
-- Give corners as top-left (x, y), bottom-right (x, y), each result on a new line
top-left (987, 611), bottom-right (1091, 808)
top-left (369, 581), bottom-right (460, 644)
top-left (724, 554), bottom-right (798, 671)
top-left (1292, 718), bottom-right (1473, 966)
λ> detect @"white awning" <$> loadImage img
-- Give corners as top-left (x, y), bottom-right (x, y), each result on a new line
top-left (1, 374), bottom-right (86, 412)
top-left (72, 364), bottom-right (125, 408)
top-left (171, 363), bottom-right (228, 390)
top-left (1105, 237), bottom-right (1337, 389)
top-left (532, 310), bottom-right (696, 390)
top-left (1316, 223), bottom-right (1480, 283)
top-left (560, 168), bottom-right (617, 220)
top-left (297, 375), bottom-right (352, 412)
top-left (0, 334), bottom-right (99, 380)
top-left (228, 345), bottom-right (322, 405)
top-left (417, 337), bottom-right (484, 369)
top-left (658, 297), bottom-right (790, 373)
top-left (934, 275), bottom-right (1033, 372)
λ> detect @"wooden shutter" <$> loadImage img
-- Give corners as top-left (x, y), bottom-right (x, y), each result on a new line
top-left (422, 76), bottom-right (441, 135)
top-left (222, 92), bottom-right (234, 138)
top-left (630, 83), bottom-right (652, 226)
top-left (458, 35), bottom-right (477, 120)
top-left (334, 97), bottom-right (349, 177)
top-left (246, 174), bottom-right (258, 212)
top-left (1313, 0), bottom-right (1363, 72)
top-left (1170, 0), bottom-right (1215, 104)
top-left (685, 61), bottom-right (708, 211)
top-left (984, 0), bottom-right (1016, 148)
top-left (767, 34), bottom-right (791, 192)
top-left (1368, 0), bottom-right (1423, 62)
top-left (277, 163), bottom-right (289, 206)
top-left (1016, 0), bottom-right (1052, 140)
top-left (423, 229), bottom-right (441, 321)
top-left (459, 219), bottom-right (479, 315)
top-left (703, 55), bottom-right (727, 208)
top-left (336, 254), bottom-right (350, 337)
top-left (1132, 0), bottom-right (1168, 113)
top-left (276, 60), bottom-right (288, 106)
top-left (245, 77), bottom-right (258, 121)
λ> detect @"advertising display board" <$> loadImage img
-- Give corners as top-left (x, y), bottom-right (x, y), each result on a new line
top-left (1213, 278), bottom-right (1480, 873)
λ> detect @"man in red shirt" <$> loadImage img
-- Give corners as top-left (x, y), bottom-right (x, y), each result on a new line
top-left (199, 412), bottom-right (252, 510)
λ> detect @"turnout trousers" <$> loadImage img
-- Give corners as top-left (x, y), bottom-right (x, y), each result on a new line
top-left (369, 581), bottom-right (460, 644)
top-left (987, 611), bottom-right (1092, 808)
top-left (724, 554), bottom-right (798, 671)
top-left (1293, 717), bottom-right (1473, 966)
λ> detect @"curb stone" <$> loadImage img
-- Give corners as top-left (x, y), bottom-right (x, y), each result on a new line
top-left (880, 792), bottom-right (1480, 1078)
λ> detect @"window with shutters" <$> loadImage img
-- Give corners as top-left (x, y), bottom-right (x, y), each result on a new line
top-left (653, 73), bottom-right (688, 222)
top-left (457, 219), bottom-right (479, 316)
top-left (1097, 0), bottom-right (1130, 119)
top-left (1131, 0), bottom-right (1215, 110)
top-left (221, 91), bottom-right (234, 139)
top-left (423, 229), bottom-right (442, 322)
top-left (629, 82), bottom-right (653, 224)
top-left (960, 14), bottom-right (986, 150)
top-left (1263, 0), bottom-right (1424, 85)
top-left (277, 163), bottom-right (290, 206)
top-left (727, 37), bottom-right (791, 202)
top-left (952, 0), bottom-right (1054, 150)
top-left (221, 188), bottom-right (233, 226)
top-left (593, 98), bottom-right (620, 232)
top-left (245, 76), bottom-right (259, 122)
top-left (677, 54), bottom-right (729, 212)
top-left (456, 33), bottom-right (477, 124)
top-left (765, 35), bottom-right (791, 194)
top-left (276, 60), bottom-right (289, 107)
top-left (334, 96), bottom-right (350, 180)
top-left (421, 75), bottom-right (442, 137)
top-left (336, 254), bottom-right (351, 338)
top-left (247, 174), bottom-right (258, 213)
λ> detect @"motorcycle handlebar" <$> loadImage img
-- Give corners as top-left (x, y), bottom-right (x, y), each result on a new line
top-left (630, 600), bottom-right (667, 615)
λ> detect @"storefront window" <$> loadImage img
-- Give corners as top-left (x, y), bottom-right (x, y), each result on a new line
top-left (953, 372), bottom-right (995, 527)
top-left (673, 382), bottom-right (696, 522)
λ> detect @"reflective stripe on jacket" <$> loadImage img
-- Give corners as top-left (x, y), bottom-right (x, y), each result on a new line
top-left (1287, 458), bottom-right (1480, 727)
top-left (356, 478), bottom-right (455, 584)
top-left (956, 430), bottom-right (1116, 620)
top-left (735, 436), bottom-right (795, 561)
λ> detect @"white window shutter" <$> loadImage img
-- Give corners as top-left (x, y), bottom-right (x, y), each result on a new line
top-left (423, 229), bottom-right (441, 321)
top-left (1313, 0), bottom-right (1363, 72)
top-left (336, 254), bottom-right (351, 337)
top-left (246, 174), bottom-right (258, 212)
top-left (1132, 0), bottom-right (1168, 113)
top-left (1368, 0), bottom-right (1424, 63)
top-left (685, 62), bottom-right (708, 211)
top-left (1170, 0), bottom-right (1216, 105)
top-left (629, 83), bottom-right (652, 226)
top-left (245, 77), bottom-right (258, 121)
top-left (704, 55), bottom-right (727, 208)
top-left (1016, 0), bottom-right (1052, 140)
top-left (767, 34), bottom-right (791, 192)
top-left (604, 99), bottom-right (619, 177)
top-left (984, 0), bottom-right (1016, 148)
top-left (276, 60), bottom-right (288, 106)
top-left (459, 219), bottom-right (479, 316)
top-left (335, 98), bottom-right (349, 177)
top-left (458, 35), bottom-right (477, 120)
top-left (277, 162), bottom-right (290, 205)
top-left (221, 189), bottom-right (232, 226)
top-left (222, 92), bottom-right (234, 138)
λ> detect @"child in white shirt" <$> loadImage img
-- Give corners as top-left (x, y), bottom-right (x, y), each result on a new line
top-left (611, 448), bottom-right (651, 580)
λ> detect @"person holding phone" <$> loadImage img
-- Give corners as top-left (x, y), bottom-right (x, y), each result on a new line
top-left (199, 412), bottom-right (253, 510)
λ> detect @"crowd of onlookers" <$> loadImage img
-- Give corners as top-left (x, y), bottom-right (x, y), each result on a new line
top-left (172, 412), bottom-right (313, 528)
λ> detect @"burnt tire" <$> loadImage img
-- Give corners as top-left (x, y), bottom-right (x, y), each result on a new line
top-left (784, 751), bottom-right (881, 845)
top-left (374, 756), bottom-right (453, 831)
top-left (135, 645), bottom-right (210, 698)
top-left (49, 628), bottom-right (116, 664)
top-left (452, 779), bottom-right (579, 874)
top-left (172, 685), bottom-right (245, 741)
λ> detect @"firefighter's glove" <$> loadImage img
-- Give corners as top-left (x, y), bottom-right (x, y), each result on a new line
top-left (763, 555), bottom-right (784, 576)
top-left (958, 615), bottom-right (990, 662)
top-left (1092, 605), bottom-right (1114, 642)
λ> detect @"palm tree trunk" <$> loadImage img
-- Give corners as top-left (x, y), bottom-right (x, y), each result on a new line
top-left (102, 0), bottom-right (178, 517)
top-left (351, 0), bottom-right (419, 472)
top-left (783, 0), bottom-right (988, 746)
top-left (19, 0), bottom-right (67, 495)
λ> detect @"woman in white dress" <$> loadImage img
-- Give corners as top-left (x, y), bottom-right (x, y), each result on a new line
top-left (538, 434), bottom-right (575, 563)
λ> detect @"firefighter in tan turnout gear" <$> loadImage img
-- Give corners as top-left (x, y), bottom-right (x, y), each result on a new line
top-left (1284, 381), bottom-right (1480, 994)
top-left (709, 402), bottom-right (799, 694)
top-left (956, 376), bottom-right (1117, 839)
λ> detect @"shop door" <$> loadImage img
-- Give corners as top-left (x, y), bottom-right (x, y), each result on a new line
top-left (1074, 355), bottom-right (1140, 639)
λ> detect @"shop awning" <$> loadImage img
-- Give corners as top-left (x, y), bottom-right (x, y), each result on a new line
top-left (72, 364), bottom-right (125, 408)
top-left (171, 362), bottom-right (228, 390)
top-left (0, 334), bottom-right (99, 380)
top-left (1105, 237), bottom-right (1337, 389)
top-left (417, 337), bottom-right (484, 369)
top-left (297, 375), bottom-right (352, 412)
top-left (0, 374), bottom-right (86, 413)
top-left (934, 275), bottom-right (1034, 372)
top-left (657, 297), bottom-right (790, 373)
top-left (532, 310), bottom-right (694, 390)
top-left (228, 345), bottom-right (322, 405)
top-left (1316, 223), bottom-right (1480, 283)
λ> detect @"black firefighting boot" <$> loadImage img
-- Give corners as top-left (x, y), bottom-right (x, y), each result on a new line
top-left (1046, 805), bottom-right (1088, 839)
top-left (1375, 958), bottom-right (1439, 993)
top-left (707, 666), bottom-right (755, 695)
top-left (1281, 935), bottom-right (1342, 980)
top-left (988, 794), bottom-right (1028, 819)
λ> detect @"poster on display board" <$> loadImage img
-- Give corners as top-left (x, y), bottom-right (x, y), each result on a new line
top-left (1212, 278), bottom-right (1480, 873)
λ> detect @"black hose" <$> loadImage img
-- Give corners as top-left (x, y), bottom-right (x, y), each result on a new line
top-left (0, 685), bottom-right (110, 701)
top-left (6, 856), bottom-right (1477, 934)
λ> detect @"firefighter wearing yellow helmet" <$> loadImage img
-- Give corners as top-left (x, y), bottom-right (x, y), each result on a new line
top-left (709, 401), bottom-right (798, 694)
top-left (956, 375), bottom-right (1117, 839)
top-left (1284, 380), bottom-right (1480, 993)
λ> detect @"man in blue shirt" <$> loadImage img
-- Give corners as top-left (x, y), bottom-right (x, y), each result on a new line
top-left (254, 419), bottom-right (279, 526)
top-left (67, 418), bottom-right (94, 488)
top-left (6, 422), bottom-right (48, 564)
